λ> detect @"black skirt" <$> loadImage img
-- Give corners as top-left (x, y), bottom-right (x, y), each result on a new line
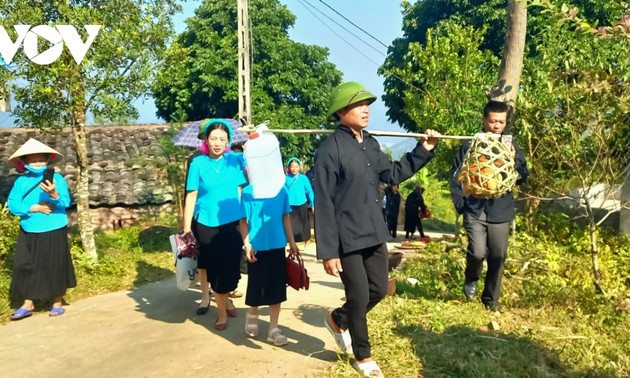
top-left (404, 212), bottom-right (422, 233)
top-left (290, 203), bottom-right (311, 242)
top-left (245, 248), bottom-right (287, 307)
top-left (10, 226), bottom-right (77, 301)
top-left (192, 220), bottom-right (242, 294)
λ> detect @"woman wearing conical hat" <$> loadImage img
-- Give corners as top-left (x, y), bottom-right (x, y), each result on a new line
top-left (6, 138), bottom-right (76, 320)
top-left (314, 82), bottom-right (440, 377)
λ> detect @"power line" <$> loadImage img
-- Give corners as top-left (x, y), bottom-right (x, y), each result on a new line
top-left (295, 0), bottom-right (424, 95)
top-left (296, 0), bottom-right (384, 67)
top-left (315, 0), bottom-right (390, 50)
top-left (300, 0), bottom-right (386, 58)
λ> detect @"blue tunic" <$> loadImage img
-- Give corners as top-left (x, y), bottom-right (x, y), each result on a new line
top-left (284, 173), bottom-right (315, 207)
top-left (240, 185), bottom-right (291, 251)
top-left (186, 152), bottom-right (248, 227)
top-left (8, 171), bottom-right (71, 233)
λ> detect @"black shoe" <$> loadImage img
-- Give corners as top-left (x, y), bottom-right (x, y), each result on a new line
top-left (196, 304), bottom-right (210, 315)
top-left (463, 281), bottom-right (477, 300)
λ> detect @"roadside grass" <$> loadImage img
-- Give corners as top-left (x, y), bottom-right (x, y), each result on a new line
top-left (321, 236), bottom-right (629, 378)
top-left (0, 224), bottom-right (175, 323)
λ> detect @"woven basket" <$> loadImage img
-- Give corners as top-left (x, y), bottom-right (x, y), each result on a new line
top-left (457, 133), bottom-right (519, 199)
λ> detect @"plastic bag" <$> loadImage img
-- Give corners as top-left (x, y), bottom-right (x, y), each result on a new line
top-left (170, 234), bottom-right (199, 291)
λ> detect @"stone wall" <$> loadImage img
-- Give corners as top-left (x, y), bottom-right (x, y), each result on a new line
top-left (67, 203), bottom-right (178, 230)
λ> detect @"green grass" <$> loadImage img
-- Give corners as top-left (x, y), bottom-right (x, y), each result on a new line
top-left (321, 236), bottom-right (630, 378)
top-left (0, 224), bottom-right (175, 323)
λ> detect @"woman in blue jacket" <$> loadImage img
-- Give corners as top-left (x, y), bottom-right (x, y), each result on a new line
top-left (284, 157), bottom-right (314, 247)
top-left (7, 138), bottom-right (76, 320)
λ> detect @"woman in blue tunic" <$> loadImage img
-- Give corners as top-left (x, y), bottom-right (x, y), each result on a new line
top-left (182, 119), bottom-right (247, 330)
top-left (7, 138), bottom-right (76, 320)
top-left (239, 185), bottom-right (300, 345)
top-left (284, 157), bottom-right (314, 245)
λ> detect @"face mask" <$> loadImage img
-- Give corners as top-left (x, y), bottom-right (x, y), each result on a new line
top-left (24, 164), bottom-right (47, 174)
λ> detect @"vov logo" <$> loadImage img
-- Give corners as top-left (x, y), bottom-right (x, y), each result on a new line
top-left (0, 25), bottom-right (101, 66)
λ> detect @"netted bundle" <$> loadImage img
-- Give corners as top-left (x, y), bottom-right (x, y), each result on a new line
top-left (457, 133), bottom-right (519, 199)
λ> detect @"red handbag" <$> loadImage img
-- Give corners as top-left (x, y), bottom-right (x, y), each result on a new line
top-left (421, 208), bottom-right (431, 219)
top-left (174, 231), bottom-right (199, 259)
top-left (286, 253), bottom-right (310, 291)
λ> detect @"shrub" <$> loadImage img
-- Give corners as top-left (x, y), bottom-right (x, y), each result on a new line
top-left (0, 210), bottom-right (20, 272)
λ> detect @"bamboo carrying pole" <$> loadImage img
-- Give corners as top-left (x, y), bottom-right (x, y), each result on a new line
top-left (238, 127), bottom-right (475, 140)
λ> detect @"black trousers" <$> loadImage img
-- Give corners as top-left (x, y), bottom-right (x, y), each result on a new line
top-left (386, 215), bottom-right (398, 237)
top-left (331, 243), bottom-right (388, 360)
top-left (463, 214), bottom-right (510, 307)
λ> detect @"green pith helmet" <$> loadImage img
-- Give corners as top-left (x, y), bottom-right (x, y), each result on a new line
top-left (326, 82), bottom-right (377, 122)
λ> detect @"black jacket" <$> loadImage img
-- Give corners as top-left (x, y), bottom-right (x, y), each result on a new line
top-left (314, 125), bottom-right (434, 259)
top-left (404, 191), bottom-right (426, 215)
top-left (384, 191), bottom-right (401, 219)
top-left (449, 139), bottom-right (528, 223)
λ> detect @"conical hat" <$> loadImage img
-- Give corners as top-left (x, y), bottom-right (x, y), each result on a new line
top-left (8, 138), bottom-right (63, 167)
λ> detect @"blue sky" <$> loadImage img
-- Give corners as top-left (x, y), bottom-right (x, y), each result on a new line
top-left (1, 0), bottom-right (410, 146)
top-left (163, 0), bottom-right (408, 139)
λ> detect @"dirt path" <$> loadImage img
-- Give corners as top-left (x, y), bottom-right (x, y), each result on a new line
top-left (0, 233), bottom-right (449, 377)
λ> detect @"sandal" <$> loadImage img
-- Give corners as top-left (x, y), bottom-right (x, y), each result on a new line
top-left (245, 311), bottom-right (259, 337)
top-left (49, 307), bottom-right (65, 317)
top-left (266, 327), bottom-right (288, 346)
top-left (324, 315), bottom-right (353, 354)
top-left (352, 360), bottom-right (384, 377)
top-left (10, 308), bottom-right (33, 321)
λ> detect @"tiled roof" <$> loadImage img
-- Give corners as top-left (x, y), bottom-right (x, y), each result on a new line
top-left (0, 124), bottom-right (175, 207)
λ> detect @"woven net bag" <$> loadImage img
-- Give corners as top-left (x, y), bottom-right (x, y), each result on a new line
top-left (457, 133), bottom-right (520, 199)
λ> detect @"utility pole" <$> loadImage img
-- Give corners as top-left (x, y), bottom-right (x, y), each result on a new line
top-left (237, 0), bottom-right (252, 124)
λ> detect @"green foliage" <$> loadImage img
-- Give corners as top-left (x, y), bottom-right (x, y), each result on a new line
top-left (152, 0), bottom-right (343, 163)
top-left (383, 0), bottom-right (628, 179)
top-left (381, 19), bottom-right (500, 177)
top-left (151, 122), bottom-right (194, 218)
top-left (0, 225), bottom-right (174, 323)
top-left (0, 0), bottom-right (180, 127)
top-left (0, 209), bottom-right (19, 271)
top-left (350, 225), bottom-right (630, 377)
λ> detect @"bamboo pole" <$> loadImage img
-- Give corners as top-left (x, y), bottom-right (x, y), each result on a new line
top-left (238, 127), bottom-right (475, 140)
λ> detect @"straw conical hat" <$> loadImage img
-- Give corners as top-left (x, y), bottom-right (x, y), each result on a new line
top-left (8, 138), bottom-right (63, 167)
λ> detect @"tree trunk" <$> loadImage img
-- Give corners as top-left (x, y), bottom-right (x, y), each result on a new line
top-left (488, 0), bottom-right (528, 133)
top-left (585, 202), bottom-right (605, 294)
top-left (72, 112), bottom-right (98, 260)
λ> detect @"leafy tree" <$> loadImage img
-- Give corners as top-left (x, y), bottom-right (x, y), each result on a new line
top-left (152, 0), bottom-right (343, 163)
top-left (0, 0), bottom-right (180, 259)
top-left (518, 1), bottom-right (630, 293)
top-left (381, 20), bottom-right (500, 175)
top-left (381, 0), bottom-right (623, 136)
top-left (383, 0), bottom-right (629, 292)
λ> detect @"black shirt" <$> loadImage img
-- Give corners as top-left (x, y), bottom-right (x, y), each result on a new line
top-left (314, 125), bottom-right (435, 259)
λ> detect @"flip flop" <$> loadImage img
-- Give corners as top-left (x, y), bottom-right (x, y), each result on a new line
top-left (10, 308), bottom-right (33, 321)
top-left (49, 307), bottom-right (65, 317)
top-left (324, 316), bottom-right (353, 354)
top-left (352, 360), bottom-right (384, 377)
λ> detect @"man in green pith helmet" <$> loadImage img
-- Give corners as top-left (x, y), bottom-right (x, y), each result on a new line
top-left (314, 81), bottom-right (440, 377)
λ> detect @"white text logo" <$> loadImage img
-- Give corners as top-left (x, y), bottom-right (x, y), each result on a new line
top-left (0, 25), bottom-right (101, 66)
